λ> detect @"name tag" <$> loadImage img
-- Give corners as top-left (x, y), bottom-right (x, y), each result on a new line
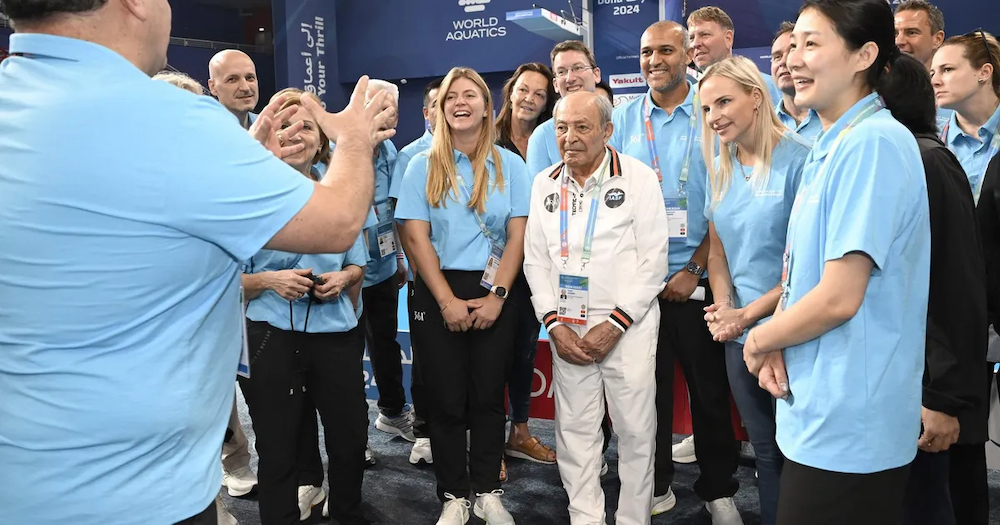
top-left (557, 274), bottom-right (589, 325)
top-left (664, 197), bottom-right (688, 241)
top-left (237, 285), bottom-right (250, 378)
top-left (376, 223), bottom-right (396, 259)
top-left (480, 243), bottom-right (503, 290)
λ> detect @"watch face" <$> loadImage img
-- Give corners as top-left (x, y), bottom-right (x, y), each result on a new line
top-left (495, 287), bottom-right (507, 298)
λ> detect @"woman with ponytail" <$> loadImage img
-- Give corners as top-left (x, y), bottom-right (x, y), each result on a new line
top-left (739, 1), bottom-right (932, 523)
top-left (395, 67), bottom-right (529, 525)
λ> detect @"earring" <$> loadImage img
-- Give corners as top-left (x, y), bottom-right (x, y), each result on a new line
top-left (980, 78), bottom-right (988, 84)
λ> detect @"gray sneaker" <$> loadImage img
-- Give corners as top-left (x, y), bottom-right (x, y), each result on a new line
top-left (375, 407), bottom-right (416, 442)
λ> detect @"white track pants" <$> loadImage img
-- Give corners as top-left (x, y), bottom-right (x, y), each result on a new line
top-left (552, 313), bottom-right (658, 525)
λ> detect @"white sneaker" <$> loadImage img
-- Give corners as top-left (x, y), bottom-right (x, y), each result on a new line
top-left (651, 488), bottom-right (676, 516)
top-left (365, 443), bottom-right (376, 467)
top-left (216, 494), bottom-right (239, 525)
top-left (375, 408), bottom-right (416, 442)
top-left (600, 461), bottom-right (609, 477)
top-left (221, 466), bottom-right (258, 497)
top-left (706, 497), bottom-right (744, 525)
top-left (297, 485), bottom-right (324, 521)
top-left (672, 435), bottom-right (697, 464)
top-left (436, 493), bottom-right (471, 525)
top-left (322, 498), bottom-right (329, 518)
top-left (473, 489), bottom-right (515, 525)
top-left (410, 437), bottom-right (434, 465)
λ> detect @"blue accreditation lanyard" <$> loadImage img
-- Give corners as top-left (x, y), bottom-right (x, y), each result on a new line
top-left (559, 152), bottom-right (611, 269)
top-left (643, 92), bottom-right (699, 193)
top-left (455, 172), bottom-right (504, 250)
top-left (781, 96), bottom-right (885, 307)
top-left (940, 118), bottom-right (1000, 205)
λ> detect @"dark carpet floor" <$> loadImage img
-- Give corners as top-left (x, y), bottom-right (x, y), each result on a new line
top-left (222, 395), bottom-right (1000, 525)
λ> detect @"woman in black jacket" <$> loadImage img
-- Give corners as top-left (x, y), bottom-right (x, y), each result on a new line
top-left (881, 52), bottom-right (991, 525)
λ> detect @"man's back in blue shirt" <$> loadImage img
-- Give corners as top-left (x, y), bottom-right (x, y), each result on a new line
top-left (0, 34), bottom-right (314, 525)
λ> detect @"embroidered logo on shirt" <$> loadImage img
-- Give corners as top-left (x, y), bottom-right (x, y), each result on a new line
top-left (604, 188), bottom-right (626, 208)
top-left (544, 193), bottom-right (560, 212)
top-left (414, 311), bottom-right (425, 322)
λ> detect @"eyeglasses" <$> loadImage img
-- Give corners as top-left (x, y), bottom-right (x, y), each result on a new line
top-left (967, 28), bottom-right (996, 69)
top-left (554, 65), bottom-right (595, 78)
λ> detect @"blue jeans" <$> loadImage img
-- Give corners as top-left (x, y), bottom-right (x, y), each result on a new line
top-left (725, 341), bottom-right (783, 525)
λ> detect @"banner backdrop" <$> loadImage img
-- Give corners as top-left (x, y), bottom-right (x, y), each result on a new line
top-left (272, 0), bottom-right (342, 109)
top-left (337, 0), bottom-right (583, 81)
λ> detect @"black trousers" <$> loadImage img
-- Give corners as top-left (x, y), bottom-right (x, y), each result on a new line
top-left (175, 502), bottom-right (216, 525)
top-left (407, 280), bottom-right (429, 439)
top-left (901, 451), bottom-right (956, 525)
top-left (238, 322), bottom-right (369, 525)
top-left (948, 443), bottom-right (989, 525)
top-left (777, 460), bottom-right (910, 525)
top-left (361, 276), bottom-right (406, 416)
top-left (296, 395), bottom-right (324, 488)
top-left (411, 271), bottom-right (516, 501)
top-left (654, 281), bottom-right (739, 501)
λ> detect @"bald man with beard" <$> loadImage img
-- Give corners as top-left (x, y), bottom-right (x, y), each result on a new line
top-left (209, 49), bottom-right (260, 129)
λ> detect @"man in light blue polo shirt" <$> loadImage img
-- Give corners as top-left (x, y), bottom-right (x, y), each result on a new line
top-left (770, 22), bottom-right (822, 143)
top-left (208, 49), bottom-right (260, 130)
top-left (608, 20), bottom-right (742, 523)
top-left (0, 0), bottom-right (392, 521)
top-left (687, 6), bottom-right (783, 106)
top-left (388, 76), bottom-right (442, 466)
top-left (526, 40), bottom-right (602, 177)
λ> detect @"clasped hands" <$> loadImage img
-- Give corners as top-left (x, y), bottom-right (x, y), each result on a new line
top-left (549, 323), bottom-right (622, 366)
top-left (439, 293), bottom-right (505, 332)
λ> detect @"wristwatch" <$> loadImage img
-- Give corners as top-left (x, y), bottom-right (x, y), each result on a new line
top-left (491, 285), bottom-right (508, 300)
top-left (684, 261), bottom-right (705, 277)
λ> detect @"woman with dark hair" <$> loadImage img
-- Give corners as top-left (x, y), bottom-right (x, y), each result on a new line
top-left (739, 1), bottom-right (931, 523)
top-left (495, 63), bottom-right (558, 480)
top-left (931, 30), bottom-right (1000, 200)
top-left (880, 52), bottom-right (990, 525)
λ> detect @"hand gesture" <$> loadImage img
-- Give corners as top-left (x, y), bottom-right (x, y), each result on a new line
top-left (918, 407), bottom-right (960, 453)
top-left (660, 271), bottom-right (699, 302)
top-left (467, 294), bottom-right (504, 330)
top-left (756, 351), bottom-right (790, 400)
top-left (441, 297), bottom-right (472, 332)
top-left (248, 93), bottom-right (306, 160)
top-left (704, 303), bottom-right (746, 342)
top-left (269, 268), bottom-right (315, 301)
top-left (301, 76), bottom-right (397, 150)
top-left (313, 271), bottom-right (351, 301)
top-left (550, 325), bottom-right (594, 366)
top-left (578, 322), bottom-right (622, 363)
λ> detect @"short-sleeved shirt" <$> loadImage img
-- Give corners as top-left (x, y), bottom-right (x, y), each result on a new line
top-left (526, 118), bottom-right (561, 178)
top-left (390, 131), bottom-right (434, 282)
top-left (942, 104), bottom-right (1000, 195)
top-left (609, 84), bottom-right (709, 277)
top-left (704, 133), bottom-right (810, 343)
top-left (245, 235), bottom-right (368, 333)
top-left (394, 147), bottom-right (531, 271)
top-left (0, 34), bottom-right (314, 524)
top-left (777, 92), bottom-right (930, 474)
top-left (775, 100), bottom-right (823, 144)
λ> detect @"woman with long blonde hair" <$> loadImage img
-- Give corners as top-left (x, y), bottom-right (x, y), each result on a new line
top-left (697, 55), bottom-right (812, 525)
top-left (395, 67), bottom-right (530, 525)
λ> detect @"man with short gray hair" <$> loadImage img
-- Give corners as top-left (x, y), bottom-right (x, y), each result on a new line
top-left (524, 91), bottom-right (668, 525)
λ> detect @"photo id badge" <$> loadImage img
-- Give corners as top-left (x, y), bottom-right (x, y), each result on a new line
top-left (480, 243), bottom-right (504, 289)
top-left (663, 197), bottom-right (688, 242)
top-left (376, 222), bottom-right (396, 259)
top-left (237, 285), bottom-right (250, 378)
top-left (557, 274), bottom-right (589, 325)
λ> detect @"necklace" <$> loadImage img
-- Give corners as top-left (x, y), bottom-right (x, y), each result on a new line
top-left (736, 149), bottom-right (753, 181)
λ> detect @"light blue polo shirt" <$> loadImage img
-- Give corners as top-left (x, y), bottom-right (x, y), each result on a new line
top-left (364, 140), bottom-right (399, 287)
top-left (609, 84), bottom-right (709, 277)
top-left (777, 92), bottom-right (929, 474)
top-left (245, 235), bottom-right (368, 333)
top-left (526, 118), bottom-right (560, 178)
top-left (395, 148), bottom-right (531, 271)
top-left (936, 107), bottom-right (954, 135)
top-left (0, 34), bottom-right (315, 524)
top-left (704, 133), bottom-right (810, 343)
top-left (942, 103), bottom-right (1000, 194)
top-left (390, 131), bottom-right (435, 282)
top-left (776, 100), bottom-right (822, 144)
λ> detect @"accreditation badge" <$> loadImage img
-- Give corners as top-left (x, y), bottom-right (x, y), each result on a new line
top-left (480, 243), bottom-right (504, 290)
top-left (557, 274), bottom-right (589, 325)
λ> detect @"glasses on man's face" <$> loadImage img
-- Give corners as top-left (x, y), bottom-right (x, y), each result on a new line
top-left (555, 64), bottom-right (594, 78)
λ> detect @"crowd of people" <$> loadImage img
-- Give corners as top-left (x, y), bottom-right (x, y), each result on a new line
top-left (1, 0), bottom-right (999, 524)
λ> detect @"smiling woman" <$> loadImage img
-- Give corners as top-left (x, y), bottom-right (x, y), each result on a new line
top-left (269, 87), bottom-right (330, 178)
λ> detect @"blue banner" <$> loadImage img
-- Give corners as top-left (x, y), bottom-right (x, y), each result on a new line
top-left (272, 0), bottom-right (341, 110)
top-left (337, 0), bottom-right (583, 81)
top-left (592, 0), bottom-right (681, 106)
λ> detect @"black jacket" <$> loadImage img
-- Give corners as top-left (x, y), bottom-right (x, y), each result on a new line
top-left (979, 152), bottom-right (1000, 329)
top-left (917, 133), bottom-right (990, 445)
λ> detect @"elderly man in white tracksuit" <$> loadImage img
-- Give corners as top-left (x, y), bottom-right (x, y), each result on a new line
top-left (523, 91), bottom-right (668, 525)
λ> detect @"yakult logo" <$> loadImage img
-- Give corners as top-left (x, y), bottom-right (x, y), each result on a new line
top-left (609, 73), bottom-right (647, 89)
top-left (460, 0), bottom-right (490, 13)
